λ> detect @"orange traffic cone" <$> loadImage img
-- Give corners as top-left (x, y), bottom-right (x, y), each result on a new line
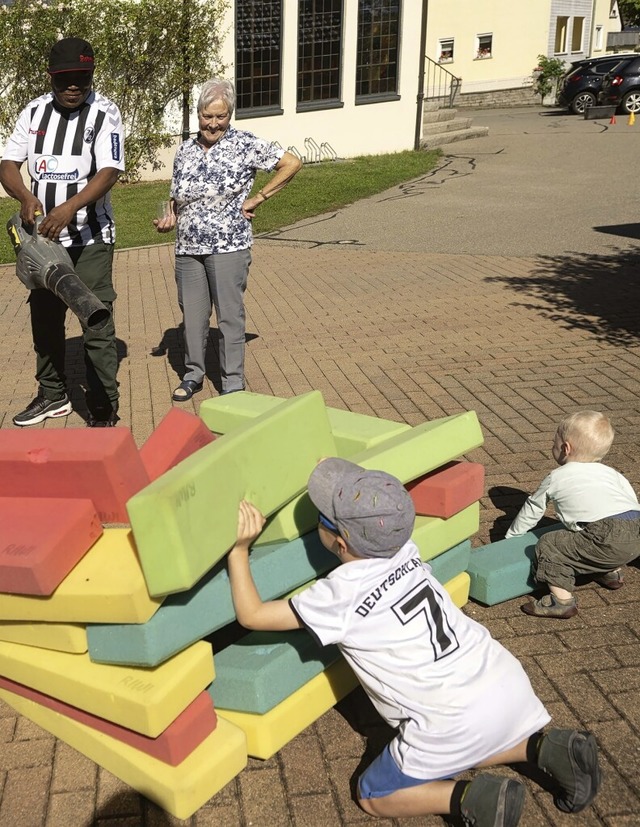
top-left (628, 111), bottom-right (636, 126)
top-left (610, 113), bottom-right (617, 124)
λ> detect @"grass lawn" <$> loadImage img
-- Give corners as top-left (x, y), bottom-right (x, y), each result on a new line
top-left (0, 149), bottom-right (441, 265)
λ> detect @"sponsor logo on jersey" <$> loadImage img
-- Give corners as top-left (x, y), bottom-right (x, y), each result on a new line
top-left (111, 133), bottom-right (121, 161)
top-left (29, 128), bottom-right (46, 136)
top-left (33, 156), bottom-right (79, 181)
top-left (84, 127), bottom-right (95, 143)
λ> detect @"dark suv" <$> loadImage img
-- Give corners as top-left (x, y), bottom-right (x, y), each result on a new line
top-left (557, 55), bottom-right (637, 114)
top-left (599, 55), bottom-right (640, 113)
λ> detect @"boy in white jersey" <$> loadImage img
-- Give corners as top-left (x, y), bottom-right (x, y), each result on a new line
top-left (226, 458), bottom-right (601, 826)
top-left (507, 411), bottom-right (640, 619)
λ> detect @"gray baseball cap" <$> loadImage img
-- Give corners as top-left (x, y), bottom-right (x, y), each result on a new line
top-left (308, 458), bottom-right (415, 558)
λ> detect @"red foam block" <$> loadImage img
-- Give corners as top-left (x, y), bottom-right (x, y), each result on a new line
top-left (0, 498), bottom-right (102, 595)
top-left (0, 429), bottom-right (150, 524)
top-left (406, 461), bottom-right (485, 518)
top-left (0, 676), bottom-right (217, 765)
top-left (139, 408), bottom-right (216, 482)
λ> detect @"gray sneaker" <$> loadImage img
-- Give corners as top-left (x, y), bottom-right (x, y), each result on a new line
top-left (460, 774), bottom-right (525, 827)
top-left (13, 394), bottom-right (72, 427)
top-left (537, 729), bottom-right (602, 813)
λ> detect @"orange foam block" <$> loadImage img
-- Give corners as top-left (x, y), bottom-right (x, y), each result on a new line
top-left (0, 429), bottom-right (149, 523)
top-left (0, 675), bottom-right (216, 766)
top-left (0, 498), bottom-right (102, 595)
top-left (139, 408), bottom-right (216, 482)
top-left (406, 461), bottom-right (485, 518)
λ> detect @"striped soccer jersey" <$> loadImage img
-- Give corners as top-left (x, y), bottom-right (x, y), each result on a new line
top-left (2, 91), bottom-right (125, 247)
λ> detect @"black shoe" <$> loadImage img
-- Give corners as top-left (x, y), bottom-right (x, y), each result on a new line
top-left (537, 729), bottom-right (602, 813)
top-left (172, 379), bottom-right (203, 402)
top-left (87, 405), bottom-right (119, 428)
top-left (13, 394), bottom-right (72, 427)
top-left (460, 774), bottom-right (525, 826)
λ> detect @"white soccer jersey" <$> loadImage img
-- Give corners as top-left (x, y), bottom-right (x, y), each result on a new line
top-left (291, 541), bottom-right (550, 779)
top-left (2, 91), bottom-right (125, 247)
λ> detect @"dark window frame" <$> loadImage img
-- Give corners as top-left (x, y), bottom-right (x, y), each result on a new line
top-left (355, 0), bottom-right (402, 101)
top-left (235, 0), bottom-right (283, 116)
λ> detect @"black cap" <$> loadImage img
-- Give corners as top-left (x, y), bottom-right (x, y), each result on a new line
top-left (48, 38), bottom-right (95, 74)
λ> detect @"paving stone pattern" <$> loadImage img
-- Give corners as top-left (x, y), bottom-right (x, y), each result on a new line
top-left (1, 175), bottom-right (640, 826)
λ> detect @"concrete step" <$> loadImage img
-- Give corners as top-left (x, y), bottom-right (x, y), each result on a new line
top-left (422, 117), bottom-right (473, 135)
top-left (423, 108), bottom-right (458, 125)
top-left (419, 125), bottom-right (489, 150)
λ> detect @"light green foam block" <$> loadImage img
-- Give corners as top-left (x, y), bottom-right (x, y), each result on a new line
top-left (127, 391), bottom-right (336, 596)
top-left (256, 411), bottom-right (483, 547)
top-left (412, 503), bottom-right (480, 563)
top-left (200, 392), bottom-right (411, 458)
top-left (0, 529), bottom-right (163, 624)
top-left (0, 639), bottom-right (214, 736)
top-left (0, 622), bottom-right (87, 653)
top-left (0, 688), bottom-right (247, 821)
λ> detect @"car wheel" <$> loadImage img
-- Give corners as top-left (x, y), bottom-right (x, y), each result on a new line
top-left (570, 91), bottom-right (596, 115)
top-left (621, 90), bottom-right (640, 113)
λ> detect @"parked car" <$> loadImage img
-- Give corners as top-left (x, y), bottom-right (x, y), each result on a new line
top-left (599, 55), bottom-right (640, 113)
top-left (557, 55), bottom-right (637, 114)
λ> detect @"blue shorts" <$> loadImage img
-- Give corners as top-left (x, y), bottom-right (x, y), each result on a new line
top-left (358, 744), bottom-right (435, 799)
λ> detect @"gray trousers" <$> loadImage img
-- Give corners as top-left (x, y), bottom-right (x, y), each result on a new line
top-left (175, 250), bottom-right (251, 392)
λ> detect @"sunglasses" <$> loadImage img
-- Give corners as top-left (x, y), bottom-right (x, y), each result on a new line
top-left (318, 512), bottom-right (340, 533)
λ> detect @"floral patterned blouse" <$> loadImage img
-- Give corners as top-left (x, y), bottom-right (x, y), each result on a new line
top-left (170, 126), bottom-right (284, 255)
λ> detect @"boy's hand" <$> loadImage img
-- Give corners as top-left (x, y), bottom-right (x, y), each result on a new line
top-left (233, 500), bottom-right (266, 552)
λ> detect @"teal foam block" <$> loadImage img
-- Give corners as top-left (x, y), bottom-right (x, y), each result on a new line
top-left (127, 391), bottom-right (336, 596)
top-left (467, 524), bottom-right (561, 606)
top-left (87, 532), bottom-right (337, 667)
top-left (208, 631), bottom-right (341, 714)
top-left (255, 411), bottom-right (483, 547)
top-left (428, 540), bottom-right (471, 585)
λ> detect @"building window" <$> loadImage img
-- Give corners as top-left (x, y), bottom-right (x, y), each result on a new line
top-left (235, 0), bottom-right (282, 114)
top-left (571, 16), bottom-right (585, 52)
top-left (476, 33), bottom-right (492, 59)
top-left (356, 0), bottom-right (400, 99)
top-left (298, 0), bottom-right (343, 108)
top-left (595, 24), bottom-right (604, 51)
top-left (438, 38), bottom-right (454, 63)
top-left (555, 16), bottom-right (568, 53)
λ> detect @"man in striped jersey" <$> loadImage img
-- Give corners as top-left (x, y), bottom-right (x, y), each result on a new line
top-left (0, 38), bottom-right (125, 427)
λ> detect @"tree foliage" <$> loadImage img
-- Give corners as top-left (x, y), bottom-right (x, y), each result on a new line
top-left (532, 54), bottom-right (566, 104)
top-left (618, 1), bottom-right (640, 26)
top-left (0, 0), bottom-right (228, 180)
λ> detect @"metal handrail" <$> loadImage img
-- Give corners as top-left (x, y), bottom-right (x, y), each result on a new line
top-left (423, 55), bottom-right (461, 108)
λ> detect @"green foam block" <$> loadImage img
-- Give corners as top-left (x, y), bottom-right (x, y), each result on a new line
top-left (412, 503), bottom-right (480, 562)
top-left (428, 540), bottom-right (472, 585)
top-left (208, 630), bottom-right (341, 714)
top-left (86, 532), bottom-right (336, 667)
top-left (467, 524), bottom-right (561, 606)
top-left (199, 393), bottom-right (411, 458)
top-left (127, 391), bottom-right (336, 596)
top-left (255, 411), bottom-right (483, 547)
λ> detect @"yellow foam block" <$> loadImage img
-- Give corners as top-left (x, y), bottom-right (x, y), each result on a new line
top-left (0, 639), bottom-right (214, 736)
top-left (412, 503), bottom-right (480, 562)
top-left (0, 687), bottom-right (246, 820)
top-left (445, 571), bottom-right (471, 608)
top-left (0, 529), bottom-right (163, 624)
top-left (0, 621), bottom-right (87, 653)
top-left (128, 390), bottom-right (336, 596)
top-left (218, 657), bottom-right (358, 759)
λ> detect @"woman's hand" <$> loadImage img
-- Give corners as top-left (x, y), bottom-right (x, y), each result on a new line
top-left (154, 213), bottom-right (176, 233)
top-left (241, 195), bottom-right (264, 220)
top-left (231, 499), bottom-right (266, 554)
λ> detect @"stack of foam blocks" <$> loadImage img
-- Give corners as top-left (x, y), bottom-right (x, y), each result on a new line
top-left (0, 391), bottom-right (490, 819)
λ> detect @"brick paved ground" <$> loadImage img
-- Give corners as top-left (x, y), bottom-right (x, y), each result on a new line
top-left (1, 196), bottom-right (640, 824)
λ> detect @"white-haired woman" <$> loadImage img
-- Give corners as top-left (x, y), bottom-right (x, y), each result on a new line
top-left (156, 78), bottom-right (301, 400)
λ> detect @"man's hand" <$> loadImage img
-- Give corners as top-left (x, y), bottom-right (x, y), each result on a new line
top-left (38, 203), bottom-right (78, 241)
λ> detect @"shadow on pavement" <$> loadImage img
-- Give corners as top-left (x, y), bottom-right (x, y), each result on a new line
top-left (485, 248), bottom-right (640, 347)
